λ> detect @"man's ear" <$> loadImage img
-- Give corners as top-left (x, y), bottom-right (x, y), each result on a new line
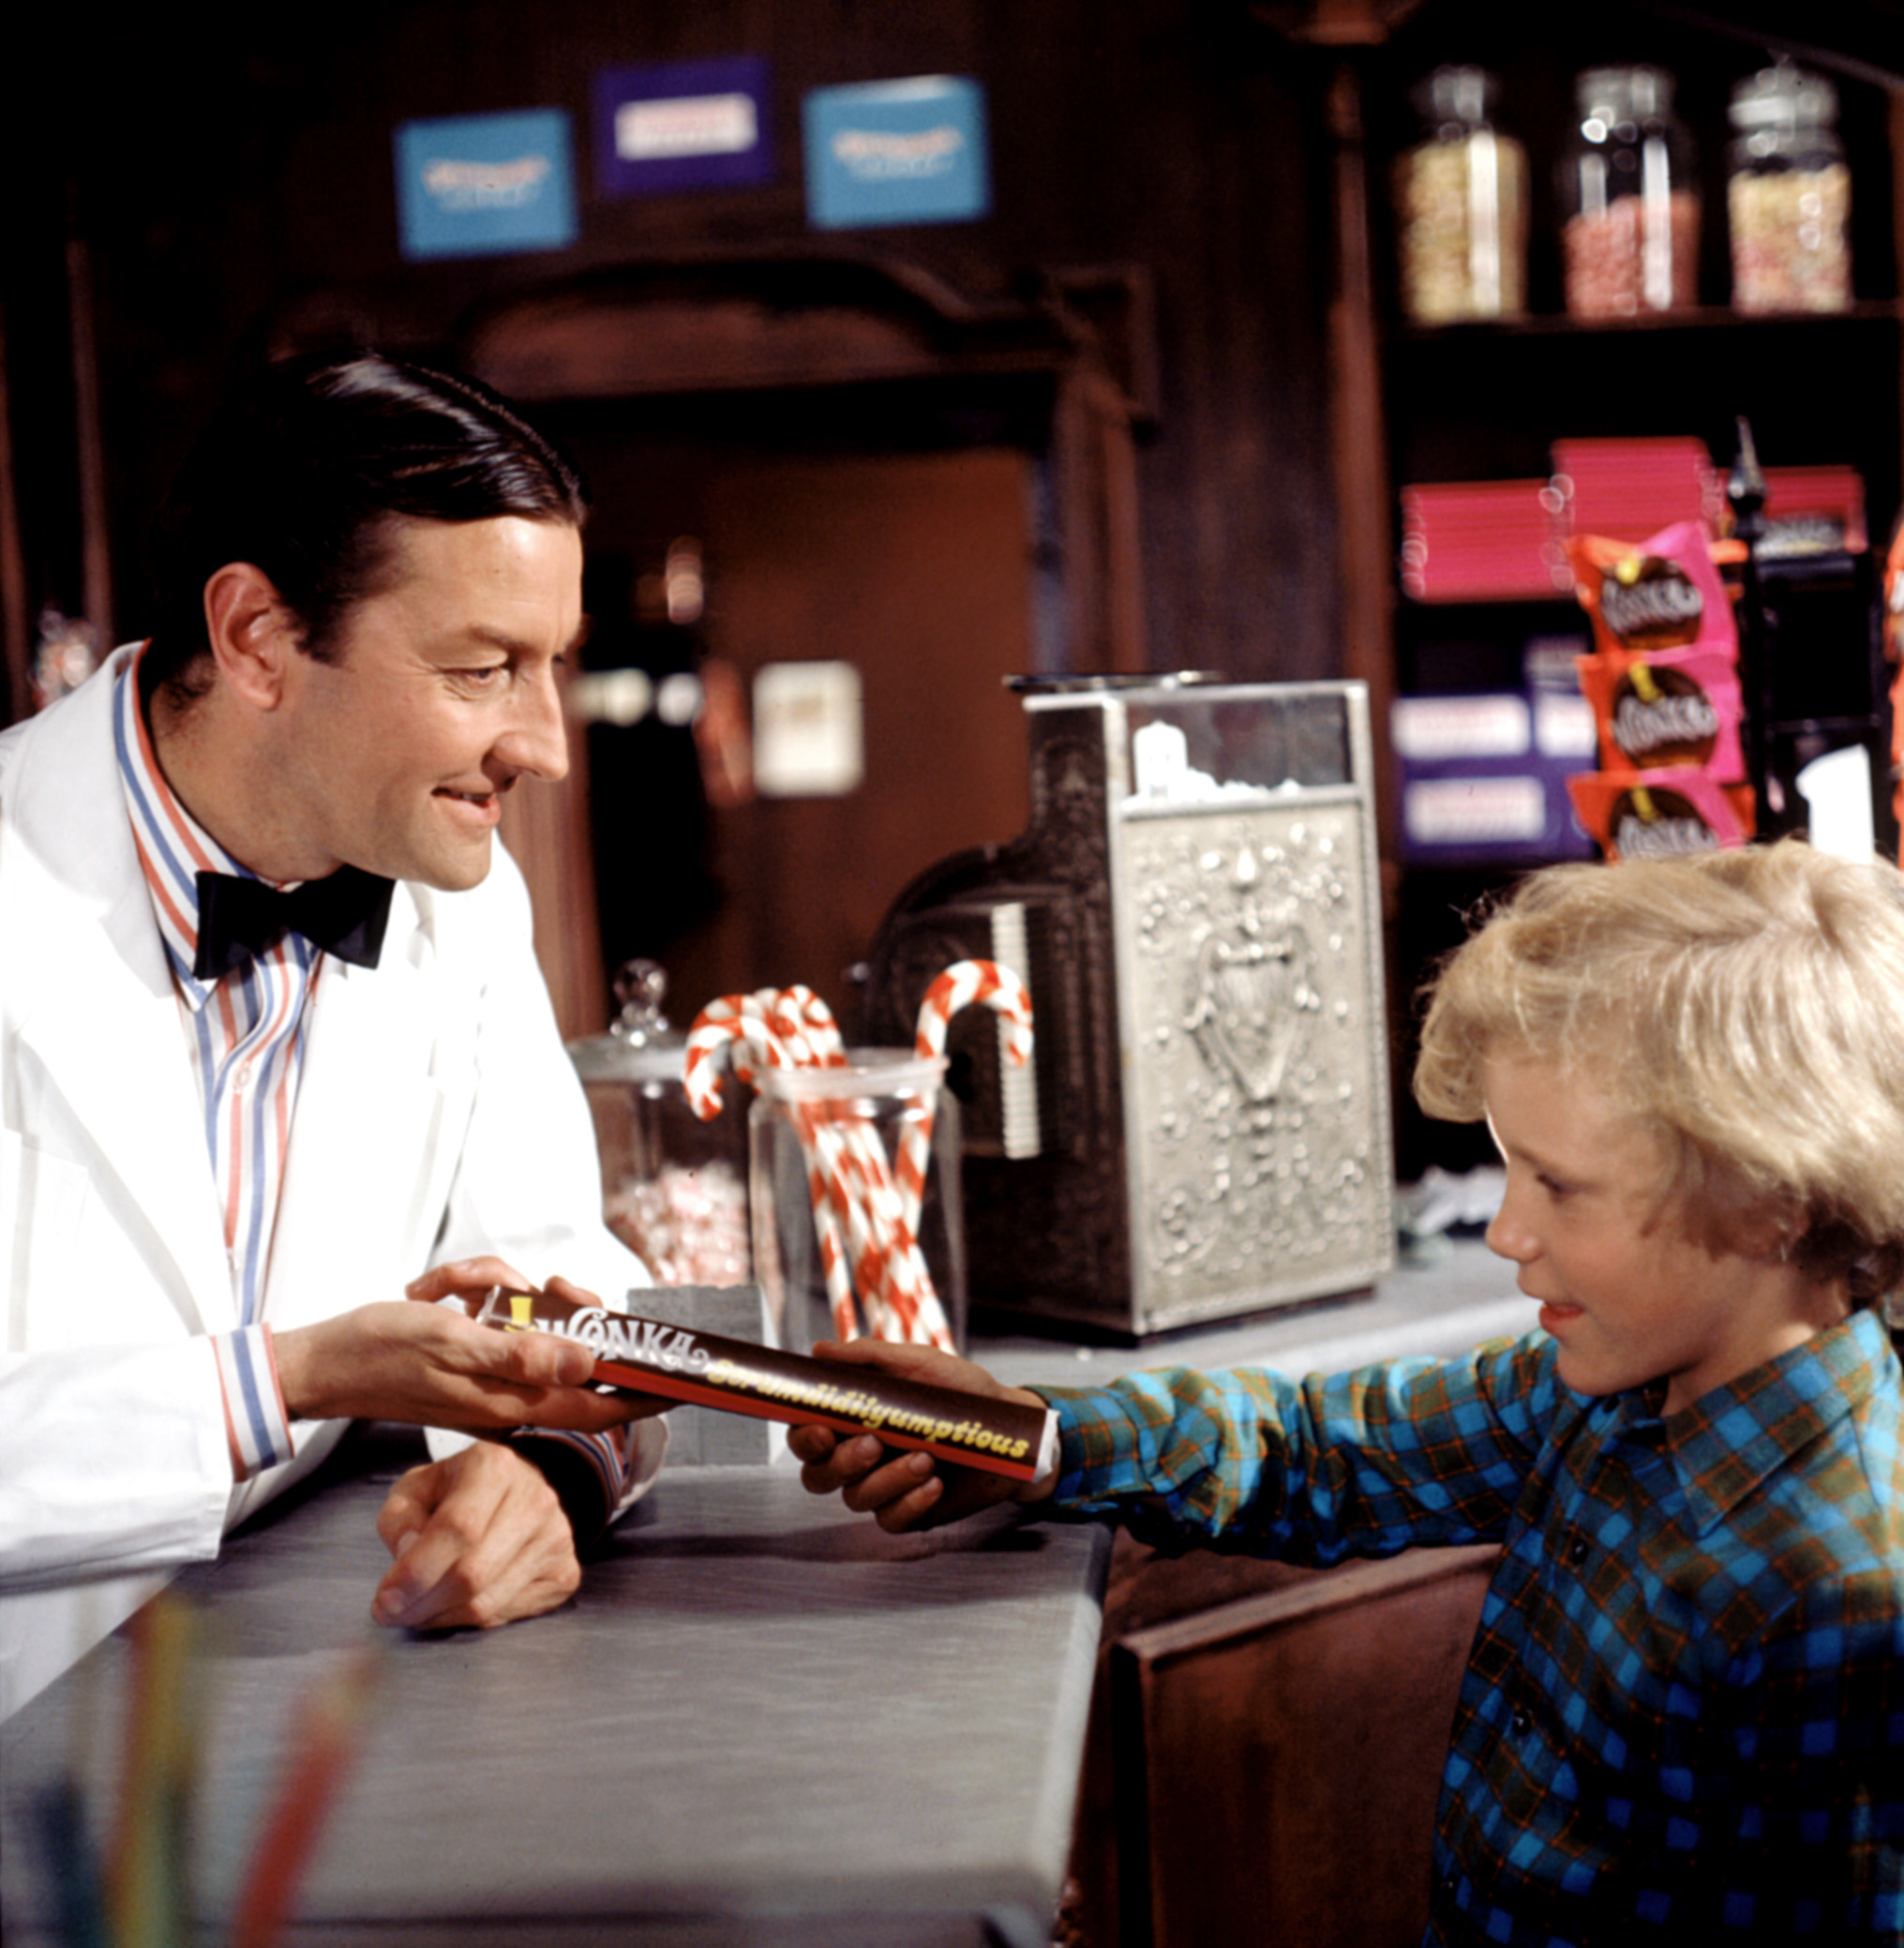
top-left (202, 562), bottom-right (300, 710)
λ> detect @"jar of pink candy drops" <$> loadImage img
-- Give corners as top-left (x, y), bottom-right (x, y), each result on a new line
top-left (567, 960), bottom-right (753, 1289)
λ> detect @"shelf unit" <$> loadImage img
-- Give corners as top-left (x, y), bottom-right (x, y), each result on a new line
top-left (1324, 7), bottom-right (1904, 1174)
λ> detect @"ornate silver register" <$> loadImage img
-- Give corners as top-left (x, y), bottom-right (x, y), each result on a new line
top-left (863, 676), bottom-right (1395, 1339)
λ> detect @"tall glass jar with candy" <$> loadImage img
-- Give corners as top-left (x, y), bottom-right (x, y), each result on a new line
top-left (1728, 61), bottom-right (1852, 315)
top-left (1561, 66), bottom-right (1700, 319)
top-left (1395, 66), bottom-right (1528, 325)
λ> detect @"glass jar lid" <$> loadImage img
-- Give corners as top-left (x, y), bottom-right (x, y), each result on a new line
top-left (1730, 60), bottom-right (1837, 132)
top-left (1411, 65), bottom-right (1498, 131)
top-left (566, 958), bottom-right (689, 1086)
top-left (1576, 65), bottom-right (1676, 130)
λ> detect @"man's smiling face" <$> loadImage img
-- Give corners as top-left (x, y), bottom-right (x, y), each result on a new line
top-left (271, 514), bottom-right (583, 891)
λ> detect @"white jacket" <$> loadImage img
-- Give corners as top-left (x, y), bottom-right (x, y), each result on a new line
top-left (0, 649), bottom-right (658, 1716)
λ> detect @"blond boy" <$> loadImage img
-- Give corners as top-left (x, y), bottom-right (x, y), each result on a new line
top-left (793, 838), bottom-right (1904, 1943)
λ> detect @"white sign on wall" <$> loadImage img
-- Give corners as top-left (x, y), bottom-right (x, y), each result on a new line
top-left (752, 661), bottom-right (864, 797)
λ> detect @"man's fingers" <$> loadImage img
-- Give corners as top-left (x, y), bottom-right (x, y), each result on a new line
top-left (404, 1257), bottom-right (533, 1309)
top-left (375, 1470), bottom-right (438, 1553)
top-left (371, 1447), bottom-right (579, 1629)
top-left (457, 1315), bottom-right (596, 1389)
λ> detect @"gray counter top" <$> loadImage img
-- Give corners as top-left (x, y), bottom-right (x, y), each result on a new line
top-left (975, 1236), bottom-right (1528, 1393)
top-left (0, 1429), bottom-right (1111, 1948)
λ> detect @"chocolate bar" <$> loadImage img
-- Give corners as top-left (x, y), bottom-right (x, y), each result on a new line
top-left (476, 1287), bottom-right (1058, 1485)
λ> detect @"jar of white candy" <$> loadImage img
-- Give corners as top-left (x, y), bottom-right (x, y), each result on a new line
top-left (568, 960), bottom-right (752, 1288)
top-left (1728, 61), bottom-right (1852, 315)
top-left (1395, 66), bottom-right (1528, 325)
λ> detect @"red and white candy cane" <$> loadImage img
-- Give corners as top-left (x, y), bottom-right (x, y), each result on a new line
top-left (686, 996), bottom-right (861, 1339)
top-left (682, 985), bottom-right (963, 1350)
top-left (913, 959), bottom-right (1035, 1068)
top-left (753, 986), bottom-right (955, 1349)
top-left (902, 959), bottom-right (1035, 1235)
top-left (738, 989), bottom-right (911, 1336)
top-left (683, 995), bottom-right (774, 1119)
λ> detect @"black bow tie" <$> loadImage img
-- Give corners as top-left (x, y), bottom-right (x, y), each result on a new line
top-left (193, 867), bottom-right (394, 981)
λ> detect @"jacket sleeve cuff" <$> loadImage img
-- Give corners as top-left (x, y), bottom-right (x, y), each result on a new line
top-left (506, 1422), bottom-right (667, 1550)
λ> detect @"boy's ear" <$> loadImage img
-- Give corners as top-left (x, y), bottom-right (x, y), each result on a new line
top-left (1731, 1200), bottom-right (1801, 1266)
top-left (202, 562), bottom-right (300, 711)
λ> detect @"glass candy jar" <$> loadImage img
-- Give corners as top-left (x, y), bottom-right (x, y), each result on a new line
top-left (1395, 66), bottom-right (1528, 324)
top-left (1562, 66), bottom-right (1700, 319)
top-left (748, 1051), bottom-right (966, 1357)
top-left (1728, 62), bottom-right (1852, 315)
top-left (567, 961), bottom-right (752, 1287)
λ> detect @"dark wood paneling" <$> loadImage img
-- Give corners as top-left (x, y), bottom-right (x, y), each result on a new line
top-left (1110, 1543), bottom-right (1498, 1948)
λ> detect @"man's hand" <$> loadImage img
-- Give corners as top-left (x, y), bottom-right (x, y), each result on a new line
top-left (371, 1439), bottom-right (581, 1629)
top-left (787, 1339), bottom-right (1057, 1534)
top-left (271, 1256), bottom-right (668, 1434)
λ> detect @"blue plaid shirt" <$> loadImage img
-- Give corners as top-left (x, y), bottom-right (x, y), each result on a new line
top-left (1037, 1311), bottom-right (1904, 1943)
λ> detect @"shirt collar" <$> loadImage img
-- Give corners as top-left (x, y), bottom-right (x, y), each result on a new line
top-left (113, 644), bottom-right (247, 1012)
top-left (1660, 1309), bottom-right (1893, 1535)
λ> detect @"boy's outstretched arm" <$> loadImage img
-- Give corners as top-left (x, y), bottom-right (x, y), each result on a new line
top-left (787, 1341), bottom-right (1058, 1532)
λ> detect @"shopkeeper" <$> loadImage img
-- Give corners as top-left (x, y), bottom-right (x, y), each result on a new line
top-left (0, 352), bottom-right (664, 1719)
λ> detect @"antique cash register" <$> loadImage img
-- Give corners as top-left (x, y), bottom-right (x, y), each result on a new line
top-left (862, 676), bottom-right (1394, 1339)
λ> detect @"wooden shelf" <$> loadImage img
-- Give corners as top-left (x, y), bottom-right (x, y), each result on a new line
top-left (1393, 300), bottom-right (1904, 342)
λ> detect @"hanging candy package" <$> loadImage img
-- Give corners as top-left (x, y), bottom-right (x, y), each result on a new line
top-left (1567, 770), bottom-right (1757, 861)
top-left (1568, 519), bottom-right (1736, 660)
top-left (1566, 518), bottom-right (1752, 859)
top-left (1574, 644), bottom-right (1745, 780)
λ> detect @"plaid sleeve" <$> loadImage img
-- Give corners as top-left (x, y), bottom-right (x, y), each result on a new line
top-left (1034, 1331), bottom-right (1559, 1562)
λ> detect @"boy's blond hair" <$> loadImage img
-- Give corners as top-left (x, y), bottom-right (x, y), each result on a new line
top-left (1415, 839), bottom-right (1904, 1305)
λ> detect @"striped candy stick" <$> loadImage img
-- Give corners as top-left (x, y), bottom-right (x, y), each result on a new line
top-left (682, 995), bottom-right (774, 1119)
top-left (754, 989), bottom-right (952, 1346)
top-left (904, 959), bottom-right (1035, 1238)
top-left (742, 991), bottom-right (890, 1331)
top-left (686, 997), bottom-right (862, 1339)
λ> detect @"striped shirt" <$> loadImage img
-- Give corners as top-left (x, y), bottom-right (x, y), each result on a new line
top-left (114, 651), bottom-right (302, 1478)
top-left (1038, 1311), bottom-right (1904, 1942)
top-left (115, 649), bottom-right (640, 1524)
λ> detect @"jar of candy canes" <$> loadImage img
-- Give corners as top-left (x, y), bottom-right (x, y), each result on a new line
top-left (748, 1052), bottom-right (966, 1357)
top-left (1395, 65), bottom-right (1528, 324)
top-left (568, 961), bottom-right (752, 1288)
top-left (1728, 61), bottom-right (1852, 315)
top-left (1562, 66), bottom-right (1700, 319)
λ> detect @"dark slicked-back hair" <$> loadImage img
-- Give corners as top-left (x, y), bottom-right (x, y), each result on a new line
top-left (143, 352), bottom-right (585, 703)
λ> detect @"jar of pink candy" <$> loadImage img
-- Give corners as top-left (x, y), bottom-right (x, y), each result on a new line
top-left (567, 960), bottom-right (752, 1288)
top-left (1561, 66), bottom-right (1701, 319)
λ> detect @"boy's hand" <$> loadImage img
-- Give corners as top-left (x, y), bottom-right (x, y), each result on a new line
top-left (788, 1339), bottom-right (1057, 1534)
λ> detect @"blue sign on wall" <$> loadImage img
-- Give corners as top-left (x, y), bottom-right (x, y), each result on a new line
top-left (593, 55), bottom-right (773, 197)
top-left (802, 76), bottom-right (989, 230)
top-left (396, 110), bottom-right (577, 261)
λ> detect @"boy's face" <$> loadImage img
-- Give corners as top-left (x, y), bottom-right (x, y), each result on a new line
top-left (1481, 1052), bottom-right (1827, 1416)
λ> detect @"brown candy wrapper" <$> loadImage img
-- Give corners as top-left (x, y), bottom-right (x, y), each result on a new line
top-left (1575, 645), bottom-right (1745, 780)
top-left (477, 1287), bottom-right (1059, 1484)
top-left (1569, 521), bottom-right (1736, 660)
top-left (1566, 770), bottom-right (1756, 861)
